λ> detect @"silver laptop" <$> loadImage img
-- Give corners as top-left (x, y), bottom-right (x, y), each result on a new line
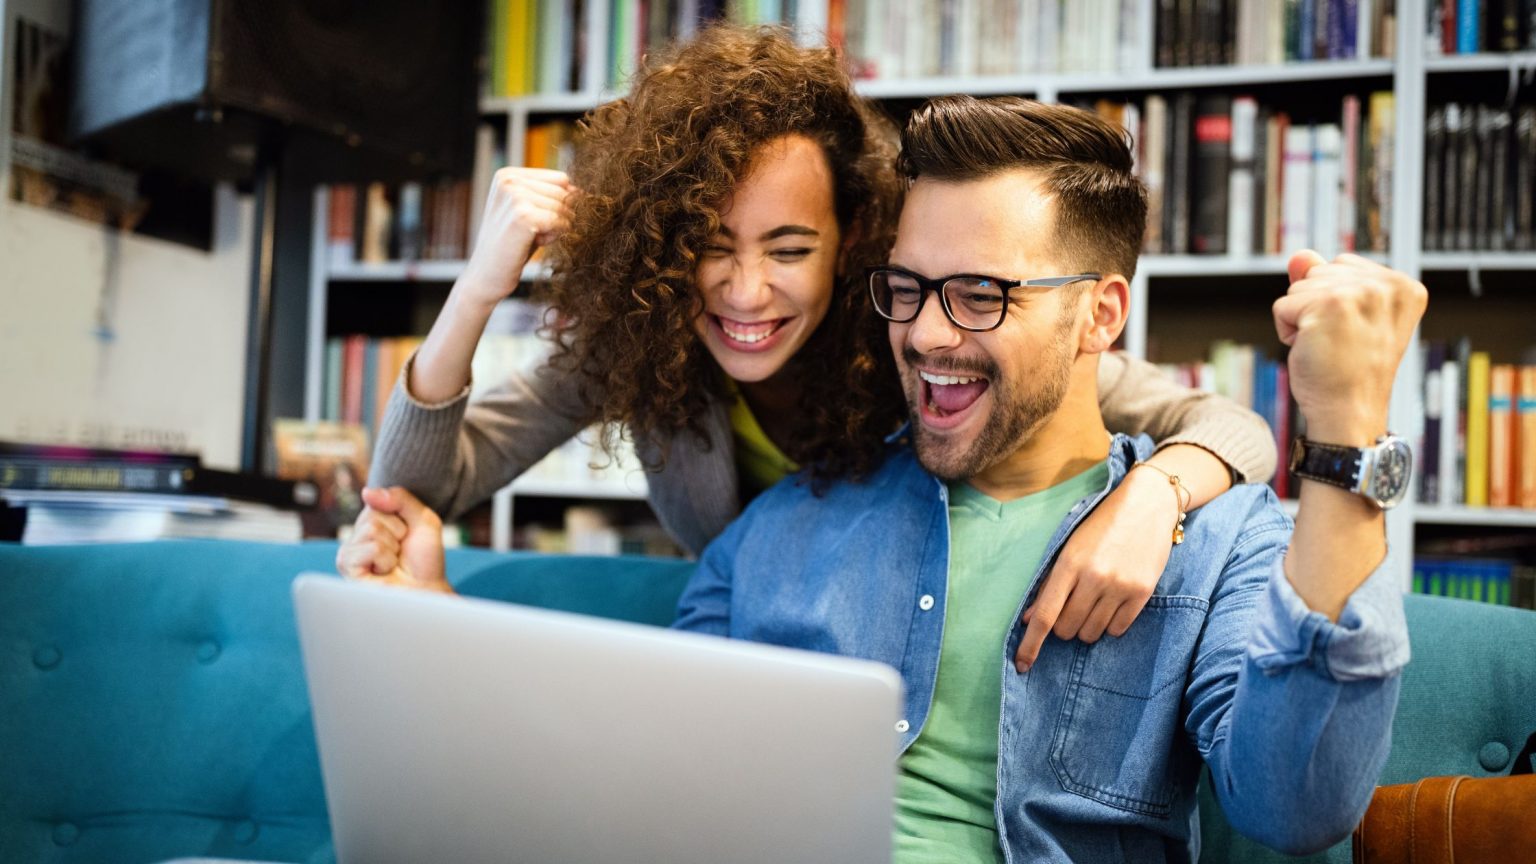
top-left (292, 575), bottom-right (903, 864)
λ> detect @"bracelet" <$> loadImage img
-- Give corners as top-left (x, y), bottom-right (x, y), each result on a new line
top-left (1132, 461), bottom-right (1191, 546)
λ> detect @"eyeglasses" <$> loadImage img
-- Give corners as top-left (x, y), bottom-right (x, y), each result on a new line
top-left (867, 267), bottom-right (1101, 332)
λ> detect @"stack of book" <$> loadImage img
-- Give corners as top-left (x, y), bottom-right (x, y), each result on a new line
top-left (1159, 341), bottom-right (1298, 499)
top-left (1425, 0), bottom-right (1536, 54)
top-left (0, 443), bottom-right (313, 545)
top-left (1109, 91), bottom-right (1395, 256)
top-left (326, 179), bottom-right (482, 269)
top-left (525, 120), bottom-right (580, 172)
top-left (841, 0), bottom-right (1142, 80)
top-left (485, 0), bottom-right (793, 98)
top-left (1156, 0), bottom-right (1397, 67)
top-left (1413, 556), bottom-right (1536, 608)
top-left (1419, 342), bottom-right (1536, 509)
top-left (1423, 103), bottom-right (1536, 252)
top-left (325, 299), bottom-right (640, 495)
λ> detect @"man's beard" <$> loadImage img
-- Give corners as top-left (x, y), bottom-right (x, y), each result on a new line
top-left (904, 318), bottom-right (1076, 482)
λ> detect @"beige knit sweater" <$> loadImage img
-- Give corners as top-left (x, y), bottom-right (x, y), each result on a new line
top-left (371, 350), bottom-right (1277, 556)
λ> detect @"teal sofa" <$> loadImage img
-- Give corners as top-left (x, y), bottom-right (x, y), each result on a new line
top-left (2, 540), bottom-right (1533, 864)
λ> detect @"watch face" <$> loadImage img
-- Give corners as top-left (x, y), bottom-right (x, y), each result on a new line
top-left (1370, 438), bottom-right (1413, 509)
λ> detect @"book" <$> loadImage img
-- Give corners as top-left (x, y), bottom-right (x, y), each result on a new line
top-left (272, 420), bottom-right (371, 539)
top-left (1191, 95), bottom-right (1233, 254)
top-left (1227, 96), bottom-right (1258, 258)
top-left (1339, 95), bottom-right (1360, 252)
top-left (1440, 358), bottom-right (1462, 506)
top-left (1365, 91), bottom-right (1394, 252)
top-left (1489, 364), bottom-right (1516, 507)
top-left (1168, 92), bottom-right (1195, 255)
top-left (1520, 367), bottom-right (1536, 509)
top-left (1312, 123), bottom-right (1343, 257)
top-left (1424, 106), bottom-right (1446, 250)
top-left (1465, 351), bottom-right (1491, 507)
top-left (327, 186), bottom-right (357, 269)
top-left (1281, 124), bottom-right (1314, 253)
top-left (1142, 95), bottom-right (1168, 253)
top-left (1420, 342), bottom-right (1445, 503)
top-left (1456, 0), bottom-right (1480, 53)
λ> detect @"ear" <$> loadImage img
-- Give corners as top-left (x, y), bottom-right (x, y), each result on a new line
top-left (1079, 275), bottom-right (1129, 355)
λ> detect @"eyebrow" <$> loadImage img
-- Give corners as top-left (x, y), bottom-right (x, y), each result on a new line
top-left (718, 225), bottom-right (821, 242)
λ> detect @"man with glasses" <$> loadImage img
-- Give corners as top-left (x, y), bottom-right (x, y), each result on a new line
top-left (674, 95), bottom-right (1426, 862)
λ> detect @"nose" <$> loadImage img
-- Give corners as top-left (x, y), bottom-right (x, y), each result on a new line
top-left (905, 287), bottom-right (964, 355)
top-left (715, 256), bottom-right (773, 314)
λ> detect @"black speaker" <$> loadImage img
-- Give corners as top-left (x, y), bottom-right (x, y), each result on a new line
top-left (67, 0), bottom-right (484, 183)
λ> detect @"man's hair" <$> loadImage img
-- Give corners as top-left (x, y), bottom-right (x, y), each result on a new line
top-left (897, 95), bottom-right (1146, 280)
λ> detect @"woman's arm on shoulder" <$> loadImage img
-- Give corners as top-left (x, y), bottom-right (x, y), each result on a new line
top-left (1097, 350), bottom-right (1277, 485)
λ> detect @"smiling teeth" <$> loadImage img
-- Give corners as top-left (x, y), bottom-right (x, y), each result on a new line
top-left (919, 371), bottom-right (982, 386)
top-left (722, 326), bottom-right (771, 344)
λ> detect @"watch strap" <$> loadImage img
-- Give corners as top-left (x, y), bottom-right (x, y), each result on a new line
top-left (1290, 438), bottom-right (1365, 494)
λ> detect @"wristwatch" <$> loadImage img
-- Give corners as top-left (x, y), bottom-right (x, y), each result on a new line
top-left (1288, 434), bottom-right (1414, 510)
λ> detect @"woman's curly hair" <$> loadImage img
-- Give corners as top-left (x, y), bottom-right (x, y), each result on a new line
top-left (545, 24), bottom-right (906, 486)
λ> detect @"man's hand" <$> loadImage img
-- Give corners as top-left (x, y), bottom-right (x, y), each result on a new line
top-left (1273, 251), bottom-right (1427, 445)
top-left (335, 486), bottom-right (453, 594)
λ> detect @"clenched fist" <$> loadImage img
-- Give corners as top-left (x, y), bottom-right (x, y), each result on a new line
top-left (336, 486), bottom-right (453, 594)
top-left (457, 166), bottom-right (577, 310)
top-left (1273, 251), bottom-right (1428, 444)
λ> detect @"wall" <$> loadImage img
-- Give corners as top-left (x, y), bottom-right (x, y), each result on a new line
top-left (0, 0), bottom-right (254, 468)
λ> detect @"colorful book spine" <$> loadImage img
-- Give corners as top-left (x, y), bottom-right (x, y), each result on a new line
top-left (1455, 0), bottom-right (1480, 53)
top-left (1520, 367), bottom-right (1536, 509)
top-left (1488, 364), bottom-right (1516, 507)
top-left (1439, 358), bottom-right (1461, 506)
top-left (1465, 351), bottom-right (1491, 506)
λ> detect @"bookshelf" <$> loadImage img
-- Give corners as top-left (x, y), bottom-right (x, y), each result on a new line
top-left (304, 0), bottom-right (1536, 577)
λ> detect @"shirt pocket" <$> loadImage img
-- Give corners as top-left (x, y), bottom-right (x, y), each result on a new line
top-left (1047, 595), bottom-right (1208, 818)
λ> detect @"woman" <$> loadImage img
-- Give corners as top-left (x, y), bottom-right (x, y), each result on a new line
top-left (339, 25), bottom-right (1275, 657)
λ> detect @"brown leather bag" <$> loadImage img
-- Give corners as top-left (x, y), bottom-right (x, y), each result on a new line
top-left (1352, 734), bottom-right (1536, 863)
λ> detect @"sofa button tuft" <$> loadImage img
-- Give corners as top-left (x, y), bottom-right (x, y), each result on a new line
top-left (1478, 741), bottom-right (1510, 772)
top-left (33, 646), bottom-right (61, 670)
top-left (197, 640), bottom-right (222, 664)
top-left (233, 820), bottom-right (259, 845)
top-left (52, 822), bottom-right (79, 846)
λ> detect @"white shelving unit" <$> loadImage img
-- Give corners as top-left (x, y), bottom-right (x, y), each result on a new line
top-left (306, 0), bottom-right (1536, 565)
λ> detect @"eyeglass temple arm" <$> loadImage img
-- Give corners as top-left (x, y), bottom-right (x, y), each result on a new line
top-left (1021, 274), bottom-right (1102, 288)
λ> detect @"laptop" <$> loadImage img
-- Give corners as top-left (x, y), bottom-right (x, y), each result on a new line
top-left (292, 575), bottom-right (904, 864)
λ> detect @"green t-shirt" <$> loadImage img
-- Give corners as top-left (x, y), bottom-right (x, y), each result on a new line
top-left (725, 380), bottom-right (799, 498)
top-left (894, 461), bottom-right (1110, 864)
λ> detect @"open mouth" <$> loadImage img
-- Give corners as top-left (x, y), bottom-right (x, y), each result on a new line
top-left (712, 315), bottom-right (791, 352)
top-left (919, 369), bottom-right (990, 426)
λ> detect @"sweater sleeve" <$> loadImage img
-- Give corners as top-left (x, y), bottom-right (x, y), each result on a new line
top-left (1095, 350), bottom-right (1278, 484)
top-left (369, 348), bottom-right (593, 522)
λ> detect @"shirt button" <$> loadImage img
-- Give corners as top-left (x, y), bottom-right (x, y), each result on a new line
top-left (918, 595), bottom-right (935, 611)
top-left (895, 719), bottom-right (910, 733)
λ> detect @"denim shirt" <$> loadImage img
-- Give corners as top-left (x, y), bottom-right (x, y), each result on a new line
top-left (673, 434), bottom-right (1410, 863)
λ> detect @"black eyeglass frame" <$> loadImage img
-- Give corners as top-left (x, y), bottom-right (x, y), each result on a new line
top-left (866, 266), bottom-right (1103, 332)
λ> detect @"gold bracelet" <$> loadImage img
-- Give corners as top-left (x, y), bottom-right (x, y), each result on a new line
top-left (1133, 461), bottom-right (1191, 545)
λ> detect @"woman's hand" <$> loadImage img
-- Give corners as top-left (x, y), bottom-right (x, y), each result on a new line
top-left (457, 166), bottom-right (576, 310)
top-left (336, 486), bottom-right (454, 595)
top-left (1014, 444), bottom-right (1234, 672)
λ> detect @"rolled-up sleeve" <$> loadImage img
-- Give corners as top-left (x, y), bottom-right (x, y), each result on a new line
top-left (1186, 493), bottom-right (1407, 855)
top-left (1248, 554), bottom-right (1412, 682)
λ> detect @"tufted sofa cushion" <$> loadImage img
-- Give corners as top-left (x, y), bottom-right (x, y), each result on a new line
top-left (0, 541), bottom-right (693, 864)
top-left (1196, 593), bottom-right (1536, 863)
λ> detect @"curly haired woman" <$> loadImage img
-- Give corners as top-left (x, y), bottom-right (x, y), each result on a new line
top-left (338, 25), bottom-right (1277, 662)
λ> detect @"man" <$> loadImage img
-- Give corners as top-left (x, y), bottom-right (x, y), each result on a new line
top-left (350, 96), bottom-right (1427, 861)
top-left (670, 96), bottom-right (1425, 862)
